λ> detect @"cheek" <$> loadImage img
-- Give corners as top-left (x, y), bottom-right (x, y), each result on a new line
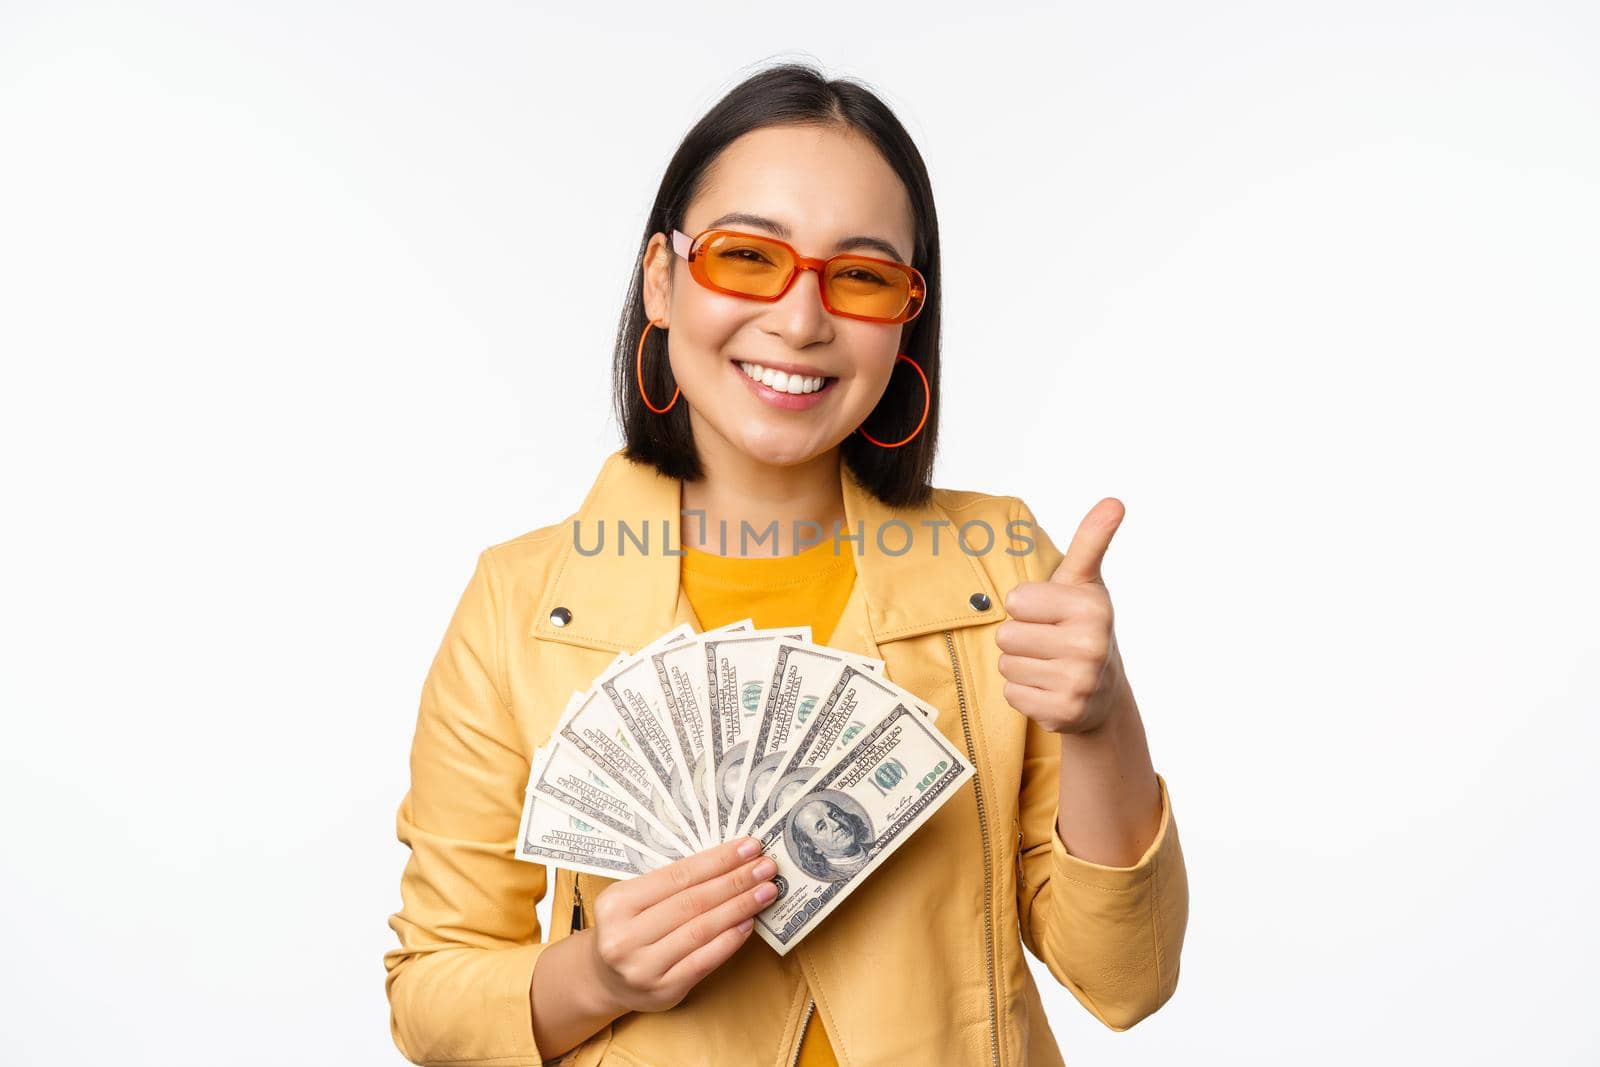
top-left (836, 340), bottom-right (902, 414)
top-left (665, 295), bottom-right (748, 380)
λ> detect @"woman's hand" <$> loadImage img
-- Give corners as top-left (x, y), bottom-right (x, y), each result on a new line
top-left (585, 836), bottom-right (778, 1015)
top-left (996, 498), bottom-right (1132, 735)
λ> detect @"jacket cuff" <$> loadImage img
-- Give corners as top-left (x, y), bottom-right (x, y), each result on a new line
top-left (1049, 772), bottom-right (1174, 890)
top-left (500, 941), bottom-right (548, 1066)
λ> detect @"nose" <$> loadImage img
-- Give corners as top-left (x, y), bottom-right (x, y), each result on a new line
top-left (762, 262), bottom-right (835, 348)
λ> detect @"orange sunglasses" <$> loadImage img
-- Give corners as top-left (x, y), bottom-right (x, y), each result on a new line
top-left (670, 227), bottom-right (926, 325)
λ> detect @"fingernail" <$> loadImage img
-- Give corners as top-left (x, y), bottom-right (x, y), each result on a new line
top-left (738, 917), bottom-right (755, 933)
top-left (753, 857), bottom-right (777, 880)
top-left (736, 838), bottom-right (761, 860)
top-left (755, 880), bottom-right (778, 903)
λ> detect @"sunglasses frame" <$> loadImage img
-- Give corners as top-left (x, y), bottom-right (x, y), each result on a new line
top-left (670, 227), bottom-right (926, 325)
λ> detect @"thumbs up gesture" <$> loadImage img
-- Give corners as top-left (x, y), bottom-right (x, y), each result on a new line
top-left (996, 499), bottom-right (1131, 735)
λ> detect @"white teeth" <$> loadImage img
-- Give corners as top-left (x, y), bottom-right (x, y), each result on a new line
top-left (739, 361), bottom-right (829, 395)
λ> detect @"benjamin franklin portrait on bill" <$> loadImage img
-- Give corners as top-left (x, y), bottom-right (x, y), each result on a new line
top-left (782, 790), bottom-right (874, 882)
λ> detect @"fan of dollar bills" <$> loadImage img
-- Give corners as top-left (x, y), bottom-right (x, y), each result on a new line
top-left (515, 617), bottom-right (975, 955)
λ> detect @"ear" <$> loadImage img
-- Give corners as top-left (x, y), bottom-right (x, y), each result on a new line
top-left (642, 232), bottom-right (673, 327)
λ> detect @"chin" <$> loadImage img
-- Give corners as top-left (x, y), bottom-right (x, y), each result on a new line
top-left (729, 427), bottom-right (834, 468)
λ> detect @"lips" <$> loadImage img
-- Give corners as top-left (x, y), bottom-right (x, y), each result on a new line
top-left (729, 357), bottom-right (838, 411)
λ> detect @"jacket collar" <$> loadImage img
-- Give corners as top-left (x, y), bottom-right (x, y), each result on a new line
top-left (529, 448), bottom-right (1006, 658)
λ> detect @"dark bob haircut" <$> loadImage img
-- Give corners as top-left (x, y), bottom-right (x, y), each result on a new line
top-left (612, 61), bottom-right (942, 508)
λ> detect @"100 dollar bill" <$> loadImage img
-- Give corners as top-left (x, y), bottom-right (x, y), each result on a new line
top-left (703, 628), bottom-right (809, 840)
top-left (514, 789), bottom-right (670, 880)
top-left (748, 701), bottom-right (973, 955)
top-left (526, 738), bottom-right (688, 862)
top-left (731, 641), bottom-right (884, 838)
top-left (740, 655), bottom-right (937, 837)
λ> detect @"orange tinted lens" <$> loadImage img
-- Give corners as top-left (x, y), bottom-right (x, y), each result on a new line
top-left (698, 232), bottom-right (795, 298)
top-left (824, 256), bottom-right (917, 320)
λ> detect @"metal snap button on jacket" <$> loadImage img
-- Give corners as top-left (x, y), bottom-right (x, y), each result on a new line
top-left (968, 592), bottom-right (990, 611)
top-left (548, 606), bottom-right (572, 627)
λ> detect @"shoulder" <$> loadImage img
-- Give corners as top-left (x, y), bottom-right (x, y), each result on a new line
top-left (484, 516), bottom-right (571, 560)
top-left (930, 484), bottom-right (1023, 521)
top-left (463, 512), bottom-right (575, 604)
top-left (928, 482), bottom-right (1050, 534)
top-left (926, 485), bottom-right (1064, 587)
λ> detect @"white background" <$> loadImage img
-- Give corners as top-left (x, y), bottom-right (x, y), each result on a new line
top-left (2, 2), bottom-right (1596, 1064)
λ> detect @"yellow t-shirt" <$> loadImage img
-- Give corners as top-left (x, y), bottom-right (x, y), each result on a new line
top-left (680, 537), bottom-right (853, 1067)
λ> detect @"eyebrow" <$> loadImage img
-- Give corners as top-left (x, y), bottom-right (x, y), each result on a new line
top-left (704, 211), bottom-right (909, 264)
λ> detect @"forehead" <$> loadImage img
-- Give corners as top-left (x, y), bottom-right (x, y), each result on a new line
top-left (687, 124), bottom-right (915, 261)
top-left (796, 798), bottom-right (829, 818)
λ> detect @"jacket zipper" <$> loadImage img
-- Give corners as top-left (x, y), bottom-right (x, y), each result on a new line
top-left (945, 629), bottom-right (1002, 1067)
top-left (788, 998), bottom-right (816, 1067)
top-left (571, 872), bottom-right (585, 933)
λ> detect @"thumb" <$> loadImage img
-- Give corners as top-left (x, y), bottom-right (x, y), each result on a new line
top-left (1049, 498), bottom-right (1126, 586)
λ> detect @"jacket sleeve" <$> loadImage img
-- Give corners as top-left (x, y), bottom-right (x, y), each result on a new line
top-left (1008, 497), bottom-right (1190, 1031)
top-left (384, 548), bottom-right (552, 1066)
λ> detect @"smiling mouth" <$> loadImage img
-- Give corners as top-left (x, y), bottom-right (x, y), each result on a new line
top-left (736, 359), bottom-right (837, 396)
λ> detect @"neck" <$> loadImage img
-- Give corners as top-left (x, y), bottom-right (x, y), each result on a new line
top-left (680, 424), bottom-right (846, 558)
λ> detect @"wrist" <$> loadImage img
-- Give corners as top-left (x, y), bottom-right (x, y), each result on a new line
top-left (1075, 652), bottom-right (1137, 738)
top-left (1057, 697), bottom-right (1128, 746)
top-left (570, 928), bottom-right (630, 1021)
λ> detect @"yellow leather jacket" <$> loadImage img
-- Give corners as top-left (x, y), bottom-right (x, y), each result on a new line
top-left (385, 448), bottom-right (1189, 1067)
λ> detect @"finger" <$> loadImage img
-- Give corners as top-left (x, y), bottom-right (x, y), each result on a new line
top-left (994, 618), bottom-right (1071, 659)
top-left (642, 861), bottom-right (777, 973)
top-left (1002, 679), bottom-right (1067, 724)
top-left (996, 652), bottom-right (1066, 690)
top-left (1000, 649), bottom-right (1106, 694)
top-left (1004, 580), bottom-right (1065, 624)
top-left (658, 916), bottom-right (757, 992)
top-left (1050, 498), bottom-right (1125, 586)
top-left (998, 579), bottom-right (1113, 630)
top-left (631, 852), bottom-right (775, 948)
top-left (612, 837), bottom-right (763, 914)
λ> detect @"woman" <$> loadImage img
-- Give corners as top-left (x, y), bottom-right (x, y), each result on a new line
top-left (385, 63), bottom-right (1188, 1067)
